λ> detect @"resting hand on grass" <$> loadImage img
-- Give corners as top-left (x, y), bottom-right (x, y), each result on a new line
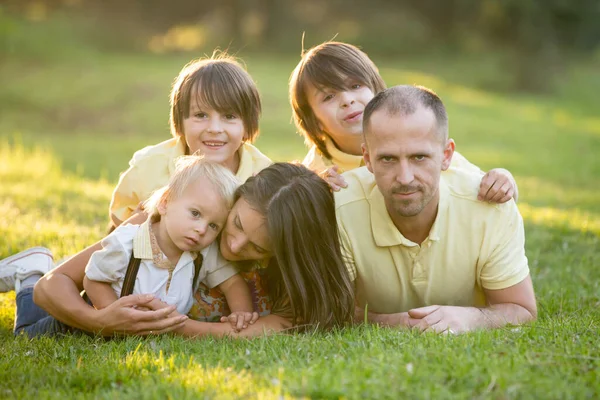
top-left (478, 168), bottom-right (518, 203)
top-left (220, 311), bottom-right (260, 332)
top-left (355, 275), bottom-right (536, 334)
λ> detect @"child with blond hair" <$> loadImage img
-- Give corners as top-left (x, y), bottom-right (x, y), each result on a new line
top-left (290, 41), bottom-right (518, 203)
top-left (11, 156), bottom-right (258, 337)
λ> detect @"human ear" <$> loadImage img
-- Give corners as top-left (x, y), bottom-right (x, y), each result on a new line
top-left (441, 139), bottom-right (455, 171)
top-left (157, 194), bottom-right (169, 216)
top-left (362, 142), bottom-right (373, 173)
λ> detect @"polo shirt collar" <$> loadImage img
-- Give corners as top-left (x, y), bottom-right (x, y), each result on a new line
top-left (325, 136), bottom-right (364, 172)
top-left (133, 219), bottom-right (199, 262)
top-left (236, 142), bottom-right (253, 179)
top-left (369, 179), bottom-right (450, 247)
top-left (133, 220), bottom-right (154, 260)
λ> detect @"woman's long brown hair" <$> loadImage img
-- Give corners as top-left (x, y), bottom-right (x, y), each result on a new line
top-left (236, 163), bottom-right (354, 330)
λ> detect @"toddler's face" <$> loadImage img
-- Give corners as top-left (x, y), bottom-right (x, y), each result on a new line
top-left (182, 97), bottom-right (246, 174)
top-left (306, 79), bottom-right (374, 154)
top-left (159, 175), bottom-right (230, 254)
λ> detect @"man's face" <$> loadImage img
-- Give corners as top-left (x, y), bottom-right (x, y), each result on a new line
top-left (362, 107), bottom-right (454, 219)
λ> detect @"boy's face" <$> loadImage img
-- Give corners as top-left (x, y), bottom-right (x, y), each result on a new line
top-left (157, 176), bottom-right (229, 256)
top-left (306, 80), bottom-right (374, 155)
top-left (183, 98), bottom-right (245, 173)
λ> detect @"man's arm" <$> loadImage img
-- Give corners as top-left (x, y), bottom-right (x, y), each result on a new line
top-left (354, 305), bottom-right (411, 327)
top-left (175, 314), bottom-right (293, 338)
top-left (408, 275), bottom-right (536, 333)
top-left (356, 275), bottom-right (536, 333)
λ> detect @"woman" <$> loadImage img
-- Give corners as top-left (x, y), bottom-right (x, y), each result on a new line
top-left (20, 163), bottom-right (355, 337)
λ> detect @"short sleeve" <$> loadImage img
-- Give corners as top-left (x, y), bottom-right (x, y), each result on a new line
top-left (201, 242), bottom-right (239, 288)
top-left (450, 151), bottom-right (484, 176)
top-left (338, 219), bottom-right (357, 282)
top-left (109, 149), bottom-right (174, 223)
top-left (110, 161), bottom-right (143, 223)
top-left (85, 225), bottom-right (137, 283)
top-left (480, 202), bottom-right (530, 290)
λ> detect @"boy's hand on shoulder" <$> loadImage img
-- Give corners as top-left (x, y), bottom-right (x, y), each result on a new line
top-left (220, 311), bottom-right (260, 332)
top-left (478, 168), bottom-right (517, 204)
top-left (319, 165), bottom-right (347, 191)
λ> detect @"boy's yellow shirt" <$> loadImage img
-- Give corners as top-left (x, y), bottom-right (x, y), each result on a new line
top-left (302, 136), bottom-right (483, 175)
top-left (110, 137), bottom-right (272, 222)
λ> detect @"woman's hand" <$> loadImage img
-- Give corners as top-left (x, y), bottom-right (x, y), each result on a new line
top-left (220, 311), bottom-right (260, 332)
top-left (94, 294), bottom-right (188, 336)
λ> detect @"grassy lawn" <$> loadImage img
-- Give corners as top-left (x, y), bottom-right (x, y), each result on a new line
top-left (1, 38), bottom-right (599, 397)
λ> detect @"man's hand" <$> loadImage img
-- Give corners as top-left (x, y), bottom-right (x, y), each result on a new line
top-left (220, 311), bottom-right (260, 332)
top-left (319, 165), bottom-right (347, 191)
top-left (95, 294), bottom-right (188, 336)
top-left (478, 168), bottom-right (518, 203)
top-left (407, 305), bottom-right (485, 334)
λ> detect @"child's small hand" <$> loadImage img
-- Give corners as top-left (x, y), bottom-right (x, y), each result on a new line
top-left (319, 165), bottom-right (347, 191)
top-left (134, 202), bottom-right (146, 214)
top-left (220, 311), bottom-right (259, 332)
top-left (478, 168), bottom-right (517, 204)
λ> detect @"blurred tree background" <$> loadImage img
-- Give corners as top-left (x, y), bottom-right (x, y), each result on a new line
top-left (2, 0), bottom-right (599, 93)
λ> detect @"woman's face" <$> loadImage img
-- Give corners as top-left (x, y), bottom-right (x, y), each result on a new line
top-left (219, 197), bottom-right (272, 261)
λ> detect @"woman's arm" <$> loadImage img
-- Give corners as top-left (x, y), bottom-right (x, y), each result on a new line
top-left (175, 314), bottom-right (293, 338)
top-left (33, 241), bottom-right (187, 336)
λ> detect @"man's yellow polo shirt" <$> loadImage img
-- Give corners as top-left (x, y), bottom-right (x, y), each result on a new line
top-left (110, 137), bottom-right (272, 222)
top-left (302, 136), bottom-right (482, 175)
top-left (335, 166), bottom-right (529, 313)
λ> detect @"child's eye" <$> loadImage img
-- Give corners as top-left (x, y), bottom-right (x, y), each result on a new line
top-left (323, 94), bottom-right (334, 102)
top-left (224, 114), bottom-right (237, 120)
top-left (209, 223), bottom-right (219, 231)
top-left (194, 112), bottom-right (207, 118)
top-left (351, 84), bottom-right (362, 89)
top-left (191, 210), bottom-right (201, 217)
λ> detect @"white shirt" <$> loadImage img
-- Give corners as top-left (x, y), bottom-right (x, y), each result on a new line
top-left (85, 222), bottom-right (238, 315)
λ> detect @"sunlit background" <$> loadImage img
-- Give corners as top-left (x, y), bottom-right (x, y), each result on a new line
top-left (1, 2), bottom-right (600, 398)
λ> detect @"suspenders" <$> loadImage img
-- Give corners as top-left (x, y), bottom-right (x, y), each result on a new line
top-left (119, 253), bottom-right (204, 298)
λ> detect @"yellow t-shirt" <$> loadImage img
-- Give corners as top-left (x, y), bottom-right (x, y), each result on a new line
top-left (335, 166), bottom-right (529, 313)
top-left (110, 137), bottom-right (272, 222)
top-left (302, 136), bottom-right (482, 175)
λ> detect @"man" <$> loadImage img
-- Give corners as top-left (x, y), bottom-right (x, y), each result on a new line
top-left (336, 85), bottom-right (536, 333)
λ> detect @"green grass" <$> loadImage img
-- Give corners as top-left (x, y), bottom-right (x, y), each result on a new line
top-left (1, 27), bottom-right (600, 398)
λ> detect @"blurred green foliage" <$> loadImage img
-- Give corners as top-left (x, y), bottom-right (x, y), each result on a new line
top-left (2, 0), bottom-right (600, 92)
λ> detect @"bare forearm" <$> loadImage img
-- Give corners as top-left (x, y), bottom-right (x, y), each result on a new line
top-left (33, 272), bottom-right (100, 332)
top-left (354, 306), bottom-right (410, 327)
top-left (474, 303), bottom-right (536, 329)
top-left (83, 277), bottom-right (118, 310)
top-left (219, 275), bottom-right (254, 313)
top-left (175, 315), bottom-right (292, 339)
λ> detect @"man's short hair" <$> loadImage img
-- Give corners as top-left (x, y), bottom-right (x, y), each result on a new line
top-left (362, 85), bottom-right (448, 142)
